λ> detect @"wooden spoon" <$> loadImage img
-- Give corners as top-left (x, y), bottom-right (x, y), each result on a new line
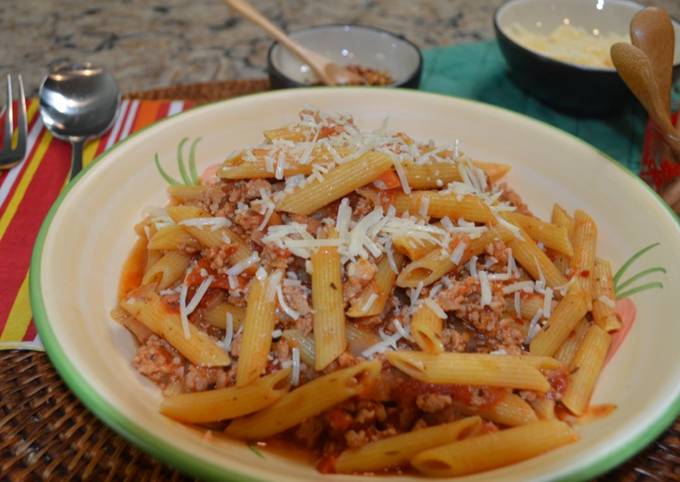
top-left (630, 7), bottom-right (675, 116)
top-left (611, 43), bottom-right (680, 153)
top-left (224, 0), bottom-right (364, 86)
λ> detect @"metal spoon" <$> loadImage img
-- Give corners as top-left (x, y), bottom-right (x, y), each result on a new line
top-left (224, 0), bottom-right (364, 85)
top-left (39, 62), bottom-right (121, 179)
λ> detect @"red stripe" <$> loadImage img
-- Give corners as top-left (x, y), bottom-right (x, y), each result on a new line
top-left (156, 101), bottom-right (171, 119)
top-left (22, 322), bottom-right (36, 342)
top-left (0, 133), bottom-right (70, 330)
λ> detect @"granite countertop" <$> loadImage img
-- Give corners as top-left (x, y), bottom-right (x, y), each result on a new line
top-left (1, 0), bottom-right (679, 95)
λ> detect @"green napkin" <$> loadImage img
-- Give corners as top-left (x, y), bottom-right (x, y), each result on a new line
top-left (419, 40), bottom-right (662, 173)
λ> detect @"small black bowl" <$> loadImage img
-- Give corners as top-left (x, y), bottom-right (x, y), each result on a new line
top-left (494, 0), bottom-right (680, 115)
top-left (267, 24), bottom-right (422, 89)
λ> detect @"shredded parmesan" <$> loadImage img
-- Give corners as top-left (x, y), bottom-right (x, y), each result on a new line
top-left (362, 293), bottom-right (379, 313)
top-left (467, 255), bottom-right (478, 278)
top-left (598, 294), bottom-right (616, 309)
top-left (179, 283), bottom-right (191, 339)
top-left (179, 217), bottom-right (231, 230)
top-left (185, 275), bottom-right (214, 314)
top-left (543, 288), bottom-right (554, 318)
top-left (450, 240), bottom-right (467, 265)
top-left (423, 298), bottom-right (447, 319)
top-left (291, 348), bottom-right (301, 386)
top-left (226, 253), bottom-right (259, 276)
top-left (526, 308), bottom-right (544, 343)
top-left (221, 312), bottom-right (234, 352)
top-left (503, 280), bottom-right (535, 294)
top-left (479, 271), bottom-right (492, 307)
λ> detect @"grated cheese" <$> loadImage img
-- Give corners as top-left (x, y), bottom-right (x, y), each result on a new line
top-left (226, 252), bottom-right (259, 276)
top-left (526, 308), bottom-right (544, 343)
top-left (185, 275), bottom-right (215, 314)
top-left (467, 255), bottom-right (478, 278)
top-left (449, 240), bottom-right (467, 265)
top-left (179, 217), bottom-right (231, 231)
top-left (362, 293), bottom-right (379, 313)
top-left (221, 312), bottom-right (234, 352)
top-left (479, 271), bottom-right (492, 307)
top-left (598, 295), bottom-right (616, 309)
top-left (423, 298), bottom-right (447, 319)
top-left (543, 288), bottom-right (554, 318)
top-left (291, 347), bottom-right (301, 386)
top-left (179, 283), bottom-right (191, 339)
top-left (503, 280), bottom-right (534, 294)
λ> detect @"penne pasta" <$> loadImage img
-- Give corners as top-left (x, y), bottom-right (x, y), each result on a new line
top-left (141, 251), bottom-right (192, 289)
top-left (236, 273), bottom-right (279, 386)
top-left (121, 287), bottom-right (230, 367)
top-left (282, 329), bottom-right (316, 367)
top-left (392, 235), bottom-right (438, 260)
top-left (530, 398), bottom-right (556, 420)
top-left (397, 227), bottom-right (513, 287)
top-left (530, 289), bottom-right (589, 357)
top-left (410, 420), bottom-right (578, 477)
top-left (347, 253), bottom-right (404, 317)
top-left (401, 161), bottom-right (510, 190)
top-left (168, 184), bottom-right (208, 202)
top-left (591, 258), bottom-right (621, 332)
top-left (335, 417), bottom-right (481, 473)
top-left (410, 304), bottom-right (445, 354)
top-left (453, 393), bottom-right (538, 427)
top-left (562, 325), bottom-right (611, 416)
top-left (389, 191), bottom-right (496, 225)
top-left (282, 325), bottom-right (379, 367)
top-left (147, 225), bottom-right (198, 250)
top-left (276, 151), bottom-right (393, 214)
top-left (554, 319), bottom-right (590, 366)
top-left (500, 212), bottom-right (573, 256)
top-left (571, 210), bottom-right (597, 302)
top-left (507, 229), bottom-right (568, 288)
top-left (386, 351), bottom-right (551, 392)
top-left (226, 361), bottom-right (381, 439)
top-left (311, 235), bottom-right (347, 370)
top-left (202, 301), bottom-right (246, 330)
top-left (160, 369), bottom-right (291, 423)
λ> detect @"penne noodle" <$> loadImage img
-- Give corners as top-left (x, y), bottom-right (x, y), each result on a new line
top-left (147, 225), bottom-right (198, 250)
top-left (282, 329), bottom-right (316, 367)
top-left (410, 420), bottom-right (578, 477)
top-left (121, 287), bottom-right (230, 367)
top-left (474, 161), bottom-right (512, 182)
top-left (276, 151), bottom-right (393, 215)
top-left (571, 210), bottom-right (597, 303)
top-left (530, 289), bottom-right (589, 357)
top-left (551, 204), bottom-right (575, 237)
top-left (411, 304), bottom-right (445, 354)
top-left (389, 191), bottom-right (496, 225)
top-left (226, 360), bottom-right (381, 439)
top-left (219, 161), bottom-right (312, 179)
top-left (508, 229), bottom-right (568, 288)
top-left (236, 273), bottom-right (279, 386)
top-left (168, 184), bottom-right (208, 202)
top-left (386, 351), bottom-right (551, 392)
top-left (119, 235), bottom-right (148, 300)
top-left (141, 251), bottom-right (192, 289)
top-left (283, 325), bottom-right (379, 367)
top-left (311, 236), bottom-right (347, 370)
top-left (335, 417), bottom-right (481, 473)
top-left (392, 235), bottom-right (438, 260)
top-left (263, 126), bottom-right (310, 142)
top-left (160, 369), bottom-right (291, 423)
top-left (397, 227), bottom-right (513, 288)
top-left (453, 393), bottom-right (538, 427)
top-left (530, 398), bottom-right (556, 420)
top-left (202, 301), bottom-right (246, 330)
top-left (401, 161), bottom-right (510, 190)
top-left (554, 319), bottom-right (590, 366)
top-left (347, 253), bottom-right (404, 317)
top-left (500, 212), bottom-right (573, 256)
top-left (562, 325), bottom-right (611, 416)
top-left (592, 258), bottom-right (622, 332)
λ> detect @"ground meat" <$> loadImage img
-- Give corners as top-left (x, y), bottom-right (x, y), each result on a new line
top-left (133, 335), bottom-right (231, 392)
top-left (295, 417), bottom-right (324, 448)
top-left (497, 182), bottom-right (531, 215)
top-left (203, 244), bottom-right (238, 272)
top-left (416, 393), bottom-right (453, 413)
top-left (343, 258), bottom-right (377, 303)
top-left (435, 276), bottom-right (507, 335)
top-left (281, 284), bottom-right (312, 318)
top-left (234, 209), bottom-right (264, 232)
top-left (440, 327), bottom-right (469, 352)
top-left (260, 243), bottom-right (293, 272)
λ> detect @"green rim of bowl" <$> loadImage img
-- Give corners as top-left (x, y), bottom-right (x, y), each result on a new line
top-left (29, 88), bottom-right (680, 482)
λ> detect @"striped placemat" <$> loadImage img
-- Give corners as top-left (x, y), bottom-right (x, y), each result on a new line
top-left (0, 99), bottom-right (194, 350)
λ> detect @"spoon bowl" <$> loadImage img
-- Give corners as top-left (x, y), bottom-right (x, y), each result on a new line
top-left (39, 62), bottom-right (120, 179)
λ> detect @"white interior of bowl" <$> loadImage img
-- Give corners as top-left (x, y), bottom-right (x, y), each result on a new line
top-left (36, 88), bottom-right (680, 482)
top-left (269, 25), bottom-right (420, 84)
top-left (496, 0), bottom-right (680, 68)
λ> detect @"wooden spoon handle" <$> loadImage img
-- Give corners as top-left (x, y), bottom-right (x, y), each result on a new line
top-left (224, 0), bottom-right (332, 83)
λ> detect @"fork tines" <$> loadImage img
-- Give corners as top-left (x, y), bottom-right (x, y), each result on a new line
top-left (0, 73), bottom-right (27, 170)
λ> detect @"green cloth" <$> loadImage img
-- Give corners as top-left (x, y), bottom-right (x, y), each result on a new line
top-left (419, 41), bottom-right (659, 173)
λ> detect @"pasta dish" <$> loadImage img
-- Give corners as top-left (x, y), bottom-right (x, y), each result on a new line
top-left (113, 107), bottom-right (621, 476)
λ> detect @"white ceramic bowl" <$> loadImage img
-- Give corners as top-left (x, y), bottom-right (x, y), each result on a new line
top-left (267, 25), bottom-right (422, 88)
top-left (31, 88), bottom-right (680, 482)
top-left (494, 0), bottom-right (680, 113)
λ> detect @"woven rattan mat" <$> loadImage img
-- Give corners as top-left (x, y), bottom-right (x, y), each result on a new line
top-left (2, 79), bottom-right (679, 482)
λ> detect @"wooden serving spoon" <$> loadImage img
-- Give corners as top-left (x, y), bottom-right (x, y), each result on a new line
top-left (224, 0), bottom-right (364, 86)
top-left (611, 43), bottom-right (680, 152)
top-left (630, 7), bottom-right (675, 116)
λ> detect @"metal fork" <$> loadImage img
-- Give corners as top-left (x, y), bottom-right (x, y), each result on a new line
top-left (0, 74), bottom-right (27, 170)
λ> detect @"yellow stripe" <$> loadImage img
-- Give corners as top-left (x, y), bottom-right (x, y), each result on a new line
top-left (11, 99), bottom-right (40, 148)
top-left (0, 130), bottom-right (53, 241)
top-left (0, 272), bottom-right (31, 341)
top-left (82, 138), bottom-right (102, 168)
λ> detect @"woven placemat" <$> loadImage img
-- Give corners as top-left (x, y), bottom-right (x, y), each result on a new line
top-left (2, 79), bottom-right (679, 482)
